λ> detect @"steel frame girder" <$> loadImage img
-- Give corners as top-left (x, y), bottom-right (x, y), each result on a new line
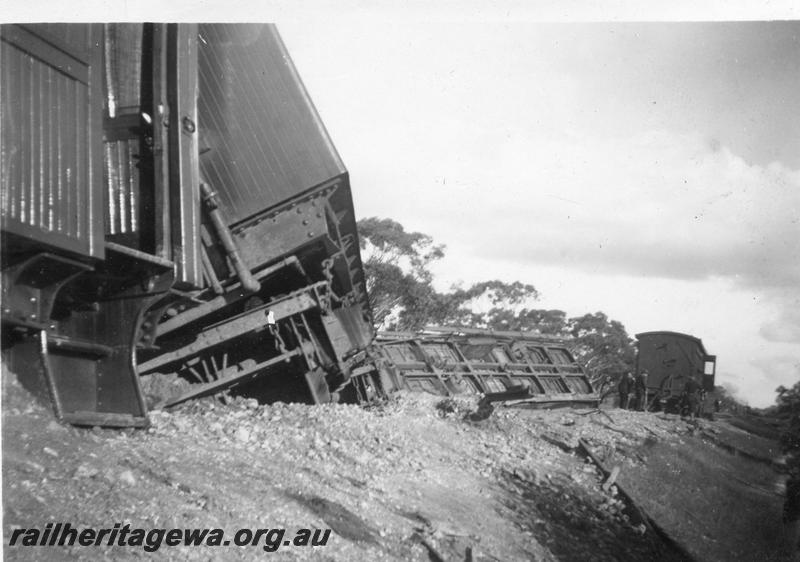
top-left (161, 348), bottom-right (303, 407)
top-left (156, 256), bottom-right (308, 337)
top-left (139, 284), bottom-right (323, 374)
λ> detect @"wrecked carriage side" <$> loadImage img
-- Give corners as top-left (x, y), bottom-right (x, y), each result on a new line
top-left (355, 327), bottom-right (600, 408)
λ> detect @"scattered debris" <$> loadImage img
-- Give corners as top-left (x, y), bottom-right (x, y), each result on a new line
top-left (1, 370), bottom-right (784, 562)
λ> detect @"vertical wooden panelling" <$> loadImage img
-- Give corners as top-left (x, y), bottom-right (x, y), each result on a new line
top-left (103, 138), bottom-right (141, 236)
top-left (74, 62), bottom-right (84, 244)
top-left (88, 24), bottom-right (105, 258)
top-left (43, 64), bottom-right (51, 231)
top-left (31, 53), bottom-right (40, 229)
top-left (0, 42), bottom-right (8, 217)
top-left (116, 141), bottom-right (126, 232)
top-left (1, 25), bottom-right (102, 258)
top-left (55, 71), bottom-right (62, 232)
top-left (64, 77), bottom-right (76, 237)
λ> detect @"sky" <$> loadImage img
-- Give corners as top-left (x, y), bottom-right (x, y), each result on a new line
top-left (5, 2), bottom-right (800, 407)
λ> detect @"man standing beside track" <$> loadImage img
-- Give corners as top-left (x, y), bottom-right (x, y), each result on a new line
top-left (634, 370), bottom-right (648, 411)
top-left (618, 372), bottom-right (634, 409)
top-left (683, 377), bottom-right (702, 419)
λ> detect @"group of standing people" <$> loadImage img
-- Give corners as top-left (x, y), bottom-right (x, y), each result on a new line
top-left (618, 370), bottom-right (648, 411)
top-left (617, 371), bottom-right (707, 417)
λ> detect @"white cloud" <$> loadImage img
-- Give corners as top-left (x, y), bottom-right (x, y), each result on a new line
top-left (759, 290), bottom-right (800, 344)
top-left (425, 130), bottom-right (800, 286)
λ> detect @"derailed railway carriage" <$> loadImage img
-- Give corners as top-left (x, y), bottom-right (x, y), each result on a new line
top-left (362, 327), bottom-right (599, 408)
top-left (1, 23), bottom-right (374, 426)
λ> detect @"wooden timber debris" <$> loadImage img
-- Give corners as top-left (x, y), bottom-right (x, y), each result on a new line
top-left (602, 465), bottom-right (621, 492)
top-left (600, 410), bottom-right (617, 425)
top-left (577, 438), bottom-right (696, 562)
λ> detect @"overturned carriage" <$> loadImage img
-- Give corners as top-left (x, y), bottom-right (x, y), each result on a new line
top-left (1, 23), bottom-right (373, 426)
top-left (359, 327), bottom-right (599, 408)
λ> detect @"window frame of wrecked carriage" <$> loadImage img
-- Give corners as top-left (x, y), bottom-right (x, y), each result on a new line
top-left (355, 327), bottom-right (600, 408)
top-left (1, 23), bottom-right (375, 427)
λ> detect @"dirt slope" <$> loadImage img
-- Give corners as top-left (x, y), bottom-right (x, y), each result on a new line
top-left (1, 370), bottom-right (787, 561)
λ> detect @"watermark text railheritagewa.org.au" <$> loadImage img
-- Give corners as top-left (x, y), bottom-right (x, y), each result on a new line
top-left (8, 522), bottom-right (331, 553)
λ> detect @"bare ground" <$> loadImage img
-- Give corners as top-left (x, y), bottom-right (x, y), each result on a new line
top-left (1, 369), bottom-right (788, 561)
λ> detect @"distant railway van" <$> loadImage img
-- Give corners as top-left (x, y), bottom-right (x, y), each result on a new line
top-left (635, 331), bottom-right (716, 410)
